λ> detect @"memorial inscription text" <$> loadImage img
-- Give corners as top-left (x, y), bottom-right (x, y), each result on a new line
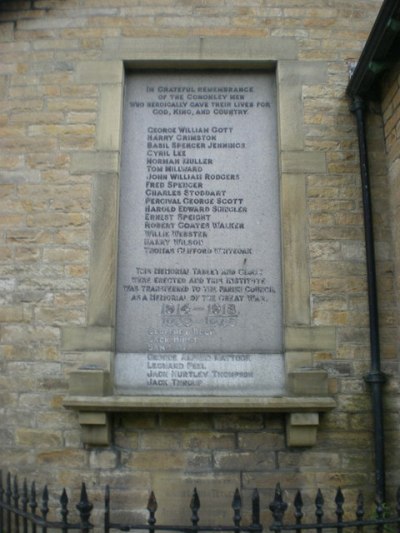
top-left (115, 72), bottom-right (284, 396)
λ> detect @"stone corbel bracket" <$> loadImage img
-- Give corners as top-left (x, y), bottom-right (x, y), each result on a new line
top-left (68, 367), bottom-right (112, 446)
top-left (286, 369), bottom-right (329, 447)
top-left (65, 367), bottom-right (334, 447)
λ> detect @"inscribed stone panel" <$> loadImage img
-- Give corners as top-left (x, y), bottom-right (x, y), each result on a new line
top-left (115, 71), bottom-right (284, 396)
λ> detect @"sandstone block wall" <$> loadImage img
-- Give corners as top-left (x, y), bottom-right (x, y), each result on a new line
top-left (0, 0), bottom-right (398, 525)
top-left (381, 60), bottom-right (400, 489)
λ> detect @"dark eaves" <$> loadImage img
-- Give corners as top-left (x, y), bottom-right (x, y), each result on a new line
top-left (347, 0), bottom-right (400, 100)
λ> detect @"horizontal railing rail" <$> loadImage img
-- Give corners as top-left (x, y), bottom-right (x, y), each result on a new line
top-left (0, 471), bottom-right (93, 532)
top-left (105, 484), bottom-right (262, 533)
top-left (268, 483), bottom-right (400, 533)
top-left (1, 469), bottom-right (400, 533)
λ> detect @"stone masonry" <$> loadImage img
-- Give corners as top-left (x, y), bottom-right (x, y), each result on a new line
top-left (381, 60), bottom-right (400, 491)
top-left (0, 0), bottom-right (399, 527)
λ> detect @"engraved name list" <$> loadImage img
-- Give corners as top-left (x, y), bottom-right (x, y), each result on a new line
top-left (115, 71), bottom-right (284, 396)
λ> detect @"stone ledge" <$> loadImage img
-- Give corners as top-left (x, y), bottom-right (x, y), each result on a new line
top-left (63, 394), bottom-right (335, 413)
top-left (64, 394), bottom-right (335, 447)
top-left (101, 37), bottom-right (298, 62)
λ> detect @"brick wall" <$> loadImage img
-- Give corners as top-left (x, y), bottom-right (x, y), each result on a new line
top-left (381, 60), bottom-right (400, 490)
top-left (382, 61), bottom-right (400, 354)
top-left (0, 0), bottom-right (398, 524)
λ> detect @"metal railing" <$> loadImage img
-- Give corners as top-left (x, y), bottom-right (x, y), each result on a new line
top-left (104, 484), bottom-right (262, 533)
top-left (269, 483), bottom-right (400, 533)
top-left (0, 471), bottom-right (92, 532)
top-left (1, 470), bottom-right (400, 533)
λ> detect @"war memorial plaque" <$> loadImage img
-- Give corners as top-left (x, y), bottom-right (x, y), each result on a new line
top-left (115, 71), bottom-right (284, 396)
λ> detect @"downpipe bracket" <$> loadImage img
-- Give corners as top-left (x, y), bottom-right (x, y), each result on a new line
top-left (364, 370), bottom-right (387, 384)
top-left (350, 95), bottom-right (366, 113)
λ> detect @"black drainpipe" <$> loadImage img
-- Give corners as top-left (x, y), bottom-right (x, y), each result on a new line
top-left (346, 0), bottom-right (400, 504)
top-left (350, 95), bottom-right (386, 502)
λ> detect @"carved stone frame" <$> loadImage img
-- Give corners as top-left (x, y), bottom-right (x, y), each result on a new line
top-left (62, 37), bottom-right (335, 446)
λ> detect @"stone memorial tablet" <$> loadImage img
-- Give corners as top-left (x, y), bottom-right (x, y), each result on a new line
top-left (115, 71), bottom-right (284, 396)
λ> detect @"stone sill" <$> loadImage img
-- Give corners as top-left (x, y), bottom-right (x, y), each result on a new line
top-left (64, 368), bottom-right (336, 446)
top-left (63, 394), bottom-right (335, 447)
top-left (63, 394), bottom-right (336, 413)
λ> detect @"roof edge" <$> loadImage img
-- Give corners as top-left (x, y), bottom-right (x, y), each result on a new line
top-left (346, 0), bottom-right (400, 99)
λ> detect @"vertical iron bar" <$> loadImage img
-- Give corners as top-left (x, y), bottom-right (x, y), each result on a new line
top-left (396, 487), bottom-right (400, 533)
top-left (21, 479), bottom-right (28, 533)
top-left (375, 497), bottom-right (384, 533)
top-left (232, 489), bottom-right (242, 533)
top-left (0, 471), bottom-right (3, 533)
top-left (13, 475), bottom-right (20, 533)
top-left (104, 485), bottom-right (110, 533)
top-left (335, 488), bottom-right (344, 533)
top-left (356, 492), bottom-right (364, 533)
top-left (294, 490), bottom-right (303, 533)
top-left (6, 474), bottom-right (11, 533)
top-left (41, 485), bottom-right (49, 533)
top-left (30, 481), bottom-right (38, 533)
top-left (76, 482), bottom-right (93, 533)
top-left (60, 488), bottom-right (69, 533)
top-left (315, 489), bottom-right (324, 533)
top-left (269, 484), bottom-right (288, 533)
top-left (147, 491), bottom-right (158, 533)
top-left (251, 489), bottom-right (261, 532)
top-left (190, 488), bottom-right (200, 533)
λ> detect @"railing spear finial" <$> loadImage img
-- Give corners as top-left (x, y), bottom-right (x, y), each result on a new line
top-left (269, 483), bottom-right (288, 532)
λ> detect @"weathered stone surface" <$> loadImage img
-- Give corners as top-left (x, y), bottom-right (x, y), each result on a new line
top-left (115, 71), bottom-right (285, 395)
top-left (1, 0), bottom-right (398, 515)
